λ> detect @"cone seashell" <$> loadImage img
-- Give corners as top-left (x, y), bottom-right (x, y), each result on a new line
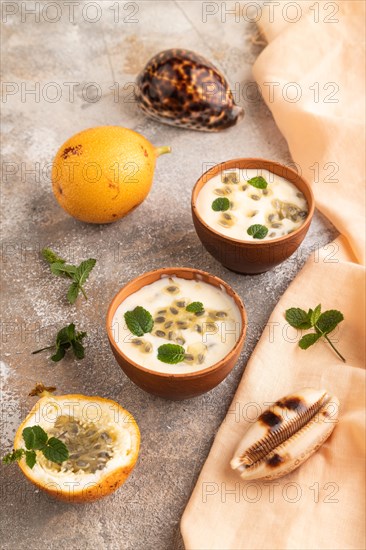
top-left (231, 388), bottom-right (339, 481)
top-left (135, 49), bottom-right (244, 132)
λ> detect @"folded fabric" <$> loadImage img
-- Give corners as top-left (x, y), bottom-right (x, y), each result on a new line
top-left (181, 3), bottom-right (365, 549)
top-left (254, 1), bottom-right (365, 264)
top-left (181, 249), bottom-right (365, 550)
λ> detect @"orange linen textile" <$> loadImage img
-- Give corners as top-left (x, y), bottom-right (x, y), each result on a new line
top-left (181, 2), bottom-right (366, 549)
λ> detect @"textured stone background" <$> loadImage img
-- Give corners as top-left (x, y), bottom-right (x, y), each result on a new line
top-left (1, 1), bottom-right (338, 549)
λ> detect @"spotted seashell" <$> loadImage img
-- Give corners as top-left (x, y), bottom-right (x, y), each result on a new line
top-left (135, 49), bottom-right (244, 132)
top-left (230, 388), bottom-right (339, 481)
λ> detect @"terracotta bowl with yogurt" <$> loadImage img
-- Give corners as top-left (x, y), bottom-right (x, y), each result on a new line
top-left (106, 267), bottom-right (247, 400)
top-left (192, 158), bottom-right (315, 274)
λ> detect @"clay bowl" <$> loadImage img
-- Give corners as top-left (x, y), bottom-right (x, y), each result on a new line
top-left (106, 267), bottom-right (247, 400)
top-left (192, 158), bottom-right (315, 274)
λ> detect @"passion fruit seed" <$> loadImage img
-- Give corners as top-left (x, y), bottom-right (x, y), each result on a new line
top-left (131, 338), bottom-right (143, 345)
top-left (166, 285), bottom-right (179, 294)
top-left (221, 172), bottom-right (239, 184)
top-left (155, 330), bottom-right (166, 338)
top-left (154, 316), bottom-right (166, 323)
top-left (176, 320), bottom-right (189, 329)
top-left (215, 311), bottom-right (227, 318)
top-left (184, 343), bottom-right (208, 364)
top-left (45, 415), bottom-right (115, 475)
top-left (194, 310), bottom-right (205, 317)
top-left (219, 212), bottom-right (236, 227)
top-left (250, 194), bottom-right (261, 201)
top-left (271, 199), bottom-right (308, 223)
top-left (131, 338), bottom-right (152, 353)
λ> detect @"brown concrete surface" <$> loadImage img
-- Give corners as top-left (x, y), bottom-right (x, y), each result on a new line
top-left (1, 2), bottom-right (338, 549)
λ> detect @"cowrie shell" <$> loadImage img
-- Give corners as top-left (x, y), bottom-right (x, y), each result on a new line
top-left (231, 388), bottom-right (339, 481)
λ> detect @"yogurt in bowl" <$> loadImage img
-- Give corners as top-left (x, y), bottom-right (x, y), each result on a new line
top-left (112, 275), bottom-right (242, 375)
top-left (106, 268), bottom-right (247, 400)
top-left (196, 168), bottom-right (308, 241)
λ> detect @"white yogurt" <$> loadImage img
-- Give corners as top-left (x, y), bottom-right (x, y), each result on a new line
top-left (112, 276), bottom-right (242, 374)
top-left (196, 168), bottom-right (308, 241)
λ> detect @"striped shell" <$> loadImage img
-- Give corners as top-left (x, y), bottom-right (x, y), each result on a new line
top-left (135, 49), bottom-right (244, 132)
top-left (231, 388), bottom-right (339, 481)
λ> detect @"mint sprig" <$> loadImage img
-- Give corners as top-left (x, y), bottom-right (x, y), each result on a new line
top-left (247, 176), bottom-right (268, 189)
top-left (247, 224), bottom-right (268, 239)
top-left (212, 197), bottom-right (230, 211)
top-left (285, 305), bottom-right (345, 362)
top-left (157, 344), bottom-right (185, 364)
top-left (124, 306), bottom-right (153, 337)
top-left (186, 302), bottom-right (204, 313)
top-left (42, 248), bottom-right (96, 304)
top-left (32, 323), bottom-right (87, 362)
top-left (2, 425), bottom-right (69, 469)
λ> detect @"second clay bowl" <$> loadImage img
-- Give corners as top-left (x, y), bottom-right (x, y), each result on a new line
top-left (192, 158), bottom-right (315, 274)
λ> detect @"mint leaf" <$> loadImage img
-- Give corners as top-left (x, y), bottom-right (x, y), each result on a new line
top-left (42, 248), bottom-right (96, 303)
top-left (42, 437), bottom-right (69, 464)
top-left (71, 340), bottom-right (85, 360)
top-left (124, 312), bottom-right (144, 336)
top-left (310, 304), bottom-right (322, 326)
top-left (67, 282), bottom-right (79, 304)
top-left (25, 450), bottom-right (37, 469)
top-left (66, 323), bottom-right (76, 341)
top-left (247, 176), bottom-right (268, 189)
top-left (299, 333), bottom-right (321, 349)
top-left (157, 344), bottom-right (185, 364)
top-left (286, 304), bottom-right (345, 362)
top-left (212, 197), bottom-right (230, 211)
top-left (74, 259), bottom-right (96, 287)
top-left (3, 427), bottom-right (69, 468)
top-left (124, 306), bottom-right (153, 337)
top-left (316, 310), bottom-right (344, 335)
top-left (50, 262), bottom-right (77, 277)
top-left (22, 427), bottom-right (35, 449)
top-left (247, 224), bottom-right (268, 239)
top-left (23, 426), bottom-right (48, 450)
top-left (285, 308), bottom-right (312, 329)
top-left (42, 248), bottom-right (66, 265)
top-left (186, 302), bottom-right (204, 313)
top-left (51, 347), bottom-right (66, 362)
top-left (34, 323), bottom-right (87, 362)
top-left (56, 325), bottom-right (72, 345)
top-left (2, 449), bottom-right (24, 464)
